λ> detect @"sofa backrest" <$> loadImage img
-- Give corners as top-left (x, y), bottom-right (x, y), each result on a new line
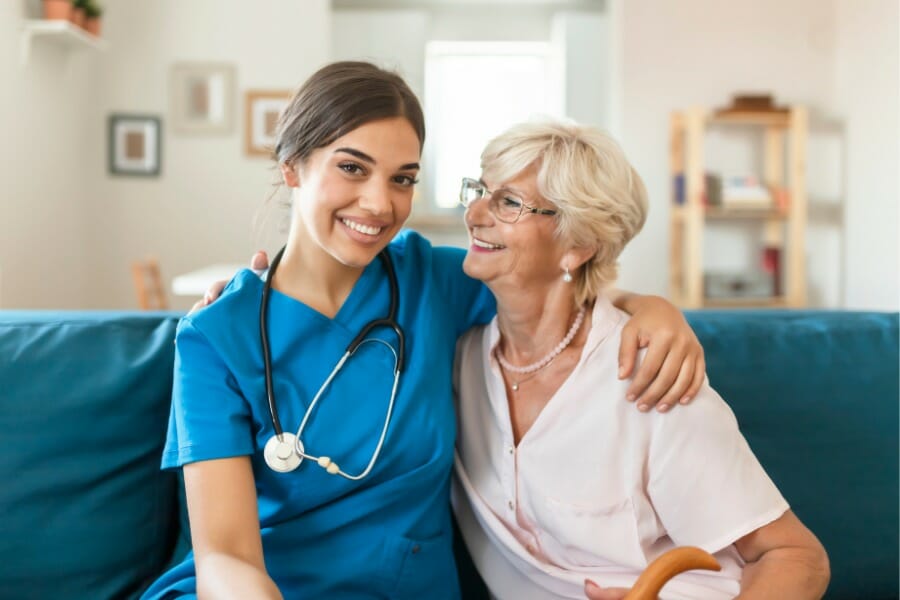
top-left (686, 310), bottom-right (899, 599)
top-left (0, 312), bottom-right (182, 600)
top-left (0, 310), bottom-right (897, 599)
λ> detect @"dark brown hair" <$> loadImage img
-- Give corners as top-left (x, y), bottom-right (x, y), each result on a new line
top-left (274, 61), bottom-right (425, 168)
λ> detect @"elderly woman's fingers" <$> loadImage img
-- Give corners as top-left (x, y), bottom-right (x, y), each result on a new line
top-left (188, 299), bottom-right (206, 315)
top-left (632, 345), bottom-right (686, 410)
top-left (250, 250), bottom-right (270, 273)
top-left (584, 579), bottom-right (629, 600)
top-left (653, 357), bottom-right (695, 412)
top-left (201, 279), bottom-right (228, 305)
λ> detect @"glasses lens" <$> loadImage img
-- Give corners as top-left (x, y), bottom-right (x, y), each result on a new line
top-left (491, 191), bottom-right (524, 223)
top-left (460, 179), bottom-right (483, 207)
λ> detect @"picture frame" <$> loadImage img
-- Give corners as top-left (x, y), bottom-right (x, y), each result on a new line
top-left (170, 62), bottom-right (236, 134)
top-left (108, 114), bottom-right (162, 177)
top-left (245, 90), bottom-right (292, 158)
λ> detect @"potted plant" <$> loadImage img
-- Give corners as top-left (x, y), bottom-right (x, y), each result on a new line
top-left (84, 1), bottom-right (103, 36)
top-left (70, 0), bottom-right (87, 28)
top-left (43, 0), bottom-right (72, 21)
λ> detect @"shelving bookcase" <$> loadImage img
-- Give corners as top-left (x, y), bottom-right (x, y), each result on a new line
top-left (669, 106), bottom-right (808, 308)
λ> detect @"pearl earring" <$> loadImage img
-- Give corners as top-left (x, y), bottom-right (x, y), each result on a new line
top-left (563, 266), bottom-right (573, 283)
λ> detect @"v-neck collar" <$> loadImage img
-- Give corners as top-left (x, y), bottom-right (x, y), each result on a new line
top-left (483, 296), bottom-right (622, 448)
top-left (262, 254), bottom-right (384, 335)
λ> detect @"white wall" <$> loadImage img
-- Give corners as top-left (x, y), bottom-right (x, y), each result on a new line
top-left (86, 0), bottom-right (331, 311)
top-left (615, 0), bottom-right (899, 309)
top-left (3, 1), bottom-right (896, 310)
top-left (832, 0), bottom-right (899, 310)
top-left (0, 1), bottom-right (97, 308)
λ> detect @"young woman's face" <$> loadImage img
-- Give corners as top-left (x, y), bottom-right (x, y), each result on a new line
top-left (286, 116), bottom-right (421, 269)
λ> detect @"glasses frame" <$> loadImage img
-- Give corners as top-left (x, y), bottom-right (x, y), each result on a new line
top-left (459, 177), bottom-right (557, 224)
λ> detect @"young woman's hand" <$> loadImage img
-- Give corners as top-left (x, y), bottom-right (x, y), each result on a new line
top-left (612, 293), bottom-right (706, 413)
top-left (189, 251), bottom-right (270, 314)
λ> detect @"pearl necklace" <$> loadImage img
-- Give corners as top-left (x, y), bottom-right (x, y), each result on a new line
top-left (495, 306), bottom-right (586, 391)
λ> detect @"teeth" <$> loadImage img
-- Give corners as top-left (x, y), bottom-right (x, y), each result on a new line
top-left (341, 218), bottom-right (383, 236)
top-left (473, 238), bottom-right (505, 250)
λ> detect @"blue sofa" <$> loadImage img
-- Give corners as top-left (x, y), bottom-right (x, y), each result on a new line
top-left (0, 310), bottom-right (897, 599)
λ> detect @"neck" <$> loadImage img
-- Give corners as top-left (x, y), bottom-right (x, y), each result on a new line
top-left (272, 225), bottom-right (365, 318)
top-left (492, 283), bottom-right (585, 364)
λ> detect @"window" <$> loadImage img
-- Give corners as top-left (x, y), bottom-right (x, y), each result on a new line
top-left (423, 41), bottom-right (562, 209)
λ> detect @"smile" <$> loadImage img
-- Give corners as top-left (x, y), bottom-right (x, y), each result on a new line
top-left (341, 218), bottom-right (384, 236)
top-left (472, 237), bottom-right (505, 250)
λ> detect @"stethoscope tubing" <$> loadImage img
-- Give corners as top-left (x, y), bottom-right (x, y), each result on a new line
top-left (259, 245), bottom-right (404, 476)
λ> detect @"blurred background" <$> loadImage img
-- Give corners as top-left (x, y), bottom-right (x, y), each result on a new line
top-left (1, 0), bottom-right (897, 312)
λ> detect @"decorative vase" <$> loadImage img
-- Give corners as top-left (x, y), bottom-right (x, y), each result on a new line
top-left (43, 0), bottom-right (72, 20)
top-left (84, 16), bottom-right (102, 36)
top-left (70, 6), bottom-right (86, 28)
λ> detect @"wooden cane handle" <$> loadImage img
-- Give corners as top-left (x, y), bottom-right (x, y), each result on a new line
top-left (622, 546), bottom-right (721, 600)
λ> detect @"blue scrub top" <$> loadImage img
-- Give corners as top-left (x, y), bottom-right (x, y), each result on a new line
top-left (142, 231), bottom-right (495, 600)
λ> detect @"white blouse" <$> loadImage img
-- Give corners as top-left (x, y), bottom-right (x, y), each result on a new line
top-left (452, 297), bottom-right (789, 600)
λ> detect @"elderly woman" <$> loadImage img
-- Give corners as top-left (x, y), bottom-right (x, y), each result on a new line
top-left (451, 120), bottom-right (830, 600)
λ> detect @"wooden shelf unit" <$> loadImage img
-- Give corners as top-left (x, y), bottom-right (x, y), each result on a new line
top-left (669, 106), bottom-right (808, 309)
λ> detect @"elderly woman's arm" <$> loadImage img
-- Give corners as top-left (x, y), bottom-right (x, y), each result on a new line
top-left (734, 510), bottom-right (830, 599)
top-left (607, 290), bottom-right (706, 413)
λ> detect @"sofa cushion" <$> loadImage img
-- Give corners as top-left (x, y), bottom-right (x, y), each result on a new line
top-left (686, 310), bottom-right (899, 599)
top-left (0, 312), bottom-right (182, 600)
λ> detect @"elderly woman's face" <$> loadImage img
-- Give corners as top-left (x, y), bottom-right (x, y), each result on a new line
top-left (462, 163), bottom-right (566, 290)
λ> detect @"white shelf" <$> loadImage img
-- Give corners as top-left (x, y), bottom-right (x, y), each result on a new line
top-left (20, 19), bottom-right (107, 65)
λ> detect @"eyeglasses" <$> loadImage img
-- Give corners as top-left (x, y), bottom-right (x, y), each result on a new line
top-left (459, 177), bottom-right (557, 224)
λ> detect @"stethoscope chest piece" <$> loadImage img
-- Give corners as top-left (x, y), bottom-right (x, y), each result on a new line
top-left (264, 433), bottom-right (303, 473)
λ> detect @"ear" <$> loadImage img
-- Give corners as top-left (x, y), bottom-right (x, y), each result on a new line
top-left (280, 162), bottom-right (300, 188)
top-left (561, 245), bottom-right (597, 273)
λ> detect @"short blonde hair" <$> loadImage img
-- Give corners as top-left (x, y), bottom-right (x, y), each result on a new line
top-left (480, 118), bottom-right (648, 306)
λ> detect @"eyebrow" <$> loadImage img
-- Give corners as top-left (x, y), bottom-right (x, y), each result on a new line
top-left (334, 147), bottom-right (420, 171)
top-left (479, 178), bottom-right (526, 197)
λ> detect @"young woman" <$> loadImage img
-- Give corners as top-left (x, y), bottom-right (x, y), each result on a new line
top-left (142, 62), bottom-right (705, 600)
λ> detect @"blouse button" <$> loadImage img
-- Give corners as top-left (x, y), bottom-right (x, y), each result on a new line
top-left (507, 500), bottom-right (514, 510)
top-left (411, 544), bottom-right (420, 554)
top-left (507, 446), bottom-right (514, 455)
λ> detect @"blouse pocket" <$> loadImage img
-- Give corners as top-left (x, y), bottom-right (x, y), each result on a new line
top-left (536, 495), bottom-right (647, 570)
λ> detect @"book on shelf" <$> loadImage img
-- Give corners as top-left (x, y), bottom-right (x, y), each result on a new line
top-left (721, 175), bottom-right (773, 209)
top-left (672, 172), bottom-right (723, 206)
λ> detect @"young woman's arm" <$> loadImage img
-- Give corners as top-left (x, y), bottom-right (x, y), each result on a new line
top-left (193, 252), bottom-right (706, 414)
top-left (607, 290), bottom-right (706, 412)
top-left (733, 510), bottom-right (830, 599)
top-left (184, 457), bottom-right (282, 600)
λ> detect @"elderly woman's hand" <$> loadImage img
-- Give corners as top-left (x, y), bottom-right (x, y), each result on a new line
top-left (584, 580), bottom-right (630, 599)
top-left (612, 293), bottom-right (705, 413)
top-left (188, 251), bottom-right (270, 314)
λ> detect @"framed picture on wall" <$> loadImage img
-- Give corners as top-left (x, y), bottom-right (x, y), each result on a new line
top-left (170, 62), bottom-right (235, 134)
top-left (245, 90), bottom-right (291, 157)
top-left (108, 114), bottom-right (162, 176)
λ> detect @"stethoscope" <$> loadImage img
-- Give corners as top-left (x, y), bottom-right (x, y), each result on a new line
top-left (260, 245), bottom-right (405, 477)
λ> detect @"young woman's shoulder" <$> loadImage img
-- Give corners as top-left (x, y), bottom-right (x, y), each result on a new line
top-left (388, 229), bottom-right (495, 332)
top-left (178, 269), bottom-right (263, 345)
top-left (386, 228), bottom-right (464, 271)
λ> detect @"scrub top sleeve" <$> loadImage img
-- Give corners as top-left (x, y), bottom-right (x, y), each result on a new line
top-left (431, 245), bottom-right (496, 335)
top-left (161, 318), bottom-right (256, 469)
top-left (646, 383), bottom-right (789, 553)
